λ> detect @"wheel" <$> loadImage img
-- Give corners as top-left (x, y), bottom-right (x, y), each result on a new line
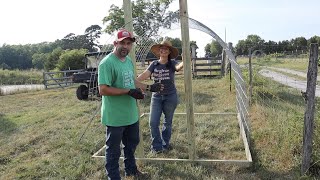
top-left (76, 85), bottom-right (88, 100)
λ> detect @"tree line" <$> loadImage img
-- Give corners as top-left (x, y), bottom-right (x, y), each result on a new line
top-left (1, 0), bottom-right (319, 71)
top-left (0, 25), bottom-right (102, 71)
top-left (205, 34), bottom-right (320, 57)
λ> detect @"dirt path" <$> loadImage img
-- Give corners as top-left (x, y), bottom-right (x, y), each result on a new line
top-left (259, 69), bottom-right (320, 97)
top-left (266, 67), bottom-right (320, 80)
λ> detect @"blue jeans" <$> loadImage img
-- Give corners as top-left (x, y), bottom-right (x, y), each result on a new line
top-left (105, 121), bottom-right (140, 180)
top-left (149, 93), bottom-right (178, 151)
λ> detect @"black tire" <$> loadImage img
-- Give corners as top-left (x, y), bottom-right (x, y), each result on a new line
top-left (76, 85), bottom-right (89, 100)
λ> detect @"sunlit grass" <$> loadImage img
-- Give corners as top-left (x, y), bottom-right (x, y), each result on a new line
top-left (1, 63), bottom-right (320, 179)
top-left (0, 76), bottom-right (250, 179)
top-left (237, 56), bottom-right (309, 72)
top-left (247, 68), bottom-right (320, 177)
top-left (0, 69), bottom-right (43, 85)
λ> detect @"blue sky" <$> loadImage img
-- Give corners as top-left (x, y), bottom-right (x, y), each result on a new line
top-left (0, 0), bottom-right (319, 56)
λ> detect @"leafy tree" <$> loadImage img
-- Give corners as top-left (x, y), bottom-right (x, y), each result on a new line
top-left (235, 35), bottom-right (264, 55)
top-left (85, 25), bottom-right (102, 52)
top-left (308, 35), bottom-right (320, 45)
top-left (57, 49), bottom-right (87, 70)
top-left (59, 33), bottom-right (82, 50)
top-left (57, 33), bottom-right (90, 51)
top-left (291, 37), bottom-right (307, 51)
top-left (44, 47), bottom-right (64, 71)
top-left (32, 53), bottom-right (48, 69)
top-left (60, 33), bottom-right (77, 49)
top-left (263, 40), bottom-right (277, 54)
top-left (0, 44), bottom-right (32, 69)
top-left (209, 40), bottom-right (222, 57)
top-left (235, 40), bottom-right (246, 55)
top-left (278, 40), bottom-right (293, 52)
top-left (246, 34), bottom-right (265, 50)
top-left (204, 40), bottom-right (223, 57)
top-left (102, 0), bottom-right (177, 40)
top-left (0, 62), bottom-right (10, 70)
top-left (204, 43), bottom-right (211, 57)
top-left (32, 42), bottom-right (58, 54)
top-left (0, 25), bottom-right (99, 70)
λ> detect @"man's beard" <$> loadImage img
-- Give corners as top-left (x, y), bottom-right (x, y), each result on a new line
top-left (118, 47), bottom-right (129, 58)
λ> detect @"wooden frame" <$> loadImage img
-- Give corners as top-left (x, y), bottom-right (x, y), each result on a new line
top-left (92, 112), bottom-right (252, 167)
top-left (100, 0), bottom-right (253, 168)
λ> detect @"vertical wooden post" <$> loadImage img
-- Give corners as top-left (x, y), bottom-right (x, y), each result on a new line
top-left (228, 43), bottom-right (233, 92)
top-left (229, 63), bottom-right (232, 92)
top-left (248, 48), bottom-right (253, 105)
top-left (123, 0), bottom-right (144, 158)
top-left (43, 72), bottom-right (47, 89)
top-left (223, 28), bottom-right (226, 76)
top-left (191, 44), bottom-right (197, 77)
top-left (301, 43), bottom-right (318, 175)
top-left (179, 0), bottom-right (196, 160)
top-left (221, 50), bottom-right (226, 76)
top-left (123, 0), bottom-right (136, 69)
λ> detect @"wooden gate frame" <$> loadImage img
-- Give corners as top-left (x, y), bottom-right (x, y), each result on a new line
top-left (93, 0), bottom-right (252, 167)
top-left (92, 112), bottom-right (252, 167)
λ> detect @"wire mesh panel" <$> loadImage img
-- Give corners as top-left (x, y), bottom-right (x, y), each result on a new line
top-left (92, 15), bottom-right (252, 165)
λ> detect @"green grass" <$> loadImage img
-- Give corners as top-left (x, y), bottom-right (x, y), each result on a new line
top-left (0, 76), bottom-right (249, 179)
top-left (1, 67), bottom-right (320, 179)
top-left (246, 67), bottom-right (320, 178)
top-left (0, 69), bottom-right (43, 85)
top-left (237, 56), bottom-right (309, 72)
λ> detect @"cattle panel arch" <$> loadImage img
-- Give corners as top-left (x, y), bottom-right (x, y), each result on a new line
top-left (93, 0), bottom-right (252, 167)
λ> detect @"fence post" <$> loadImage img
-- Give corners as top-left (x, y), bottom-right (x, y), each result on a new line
top-left (228, 43), bottom-right (233, 92)
top-left (180, 0), bottom-right (196, 160)
top-left (301, 43), bottom-right (318, 175)
top-left (43, 72), bottom-right (47, 89)
top-left (64, 72), bottom-right (67, 86)
top-left (248, 48), bottom-right (253, 105)
top-left (191, 44), bottom-right (197, 77)
top-left (123, 0), bottom-right (145, 158)
top-left (221, 50), bottom-right (226, 76)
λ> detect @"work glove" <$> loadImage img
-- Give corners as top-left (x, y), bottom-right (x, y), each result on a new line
top-left (147, 83), bottom-right (163, 92)
top-left (128, 88), bottom-right (145, 99)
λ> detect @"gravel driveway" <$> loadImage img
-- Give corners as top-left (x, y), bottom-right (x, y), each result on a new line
top-left (266, 67), bottom-right (320, 80)
top-left (259, 68), bottom-right (320, 97)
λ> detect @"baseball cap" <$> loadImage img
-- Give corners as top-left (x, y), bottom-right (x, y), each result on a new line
top-left (116, 29), bottom-right (136, 42)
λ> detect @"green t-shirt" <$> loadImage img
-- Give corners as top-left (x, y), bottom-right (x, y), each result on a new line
top-left (98, 53), bottom-right (138, 126)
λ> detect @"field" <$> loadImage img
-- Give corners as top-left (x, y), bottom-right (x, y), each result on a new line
top-left (1, 57), bottom-right (320, 179)
top-left (0, 69), bottom-right (44, 85)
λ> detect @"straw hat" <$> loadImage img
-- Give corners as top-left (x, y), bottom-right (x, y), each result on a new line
top-left (150, 40), bottom-right (179, 59)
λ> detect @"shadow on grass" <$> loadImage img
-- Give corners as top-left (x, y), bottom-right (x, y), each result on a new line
top-left (256, 90), bottom-right (305, 110)
top-left (0, 113), bottom-right (17, 136)
top-left (179, 92), bottom-right (215, 106)
top-left (276, 91), bottom-right (305, 107)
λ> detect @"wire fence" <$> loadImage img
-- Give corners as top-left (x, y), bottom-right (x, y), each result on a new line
top-left (95, 15), bottom-right (252, 147)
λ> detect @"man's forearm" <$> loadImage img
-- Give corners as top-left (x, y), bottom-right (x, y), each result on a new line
top-left (99, 85), bottom-right (129, 96)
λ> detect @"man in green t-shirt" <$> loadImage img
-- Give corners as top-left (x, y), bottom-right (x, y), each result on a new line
top-left (98, 29), bottom-right (162, 180)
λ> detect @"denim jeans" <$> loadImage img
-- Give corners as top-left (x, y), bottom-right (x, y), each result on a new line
top-left (149, 92), bottom-right (178, 151)
top-left (105, 121), bottom-right (140, 180)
